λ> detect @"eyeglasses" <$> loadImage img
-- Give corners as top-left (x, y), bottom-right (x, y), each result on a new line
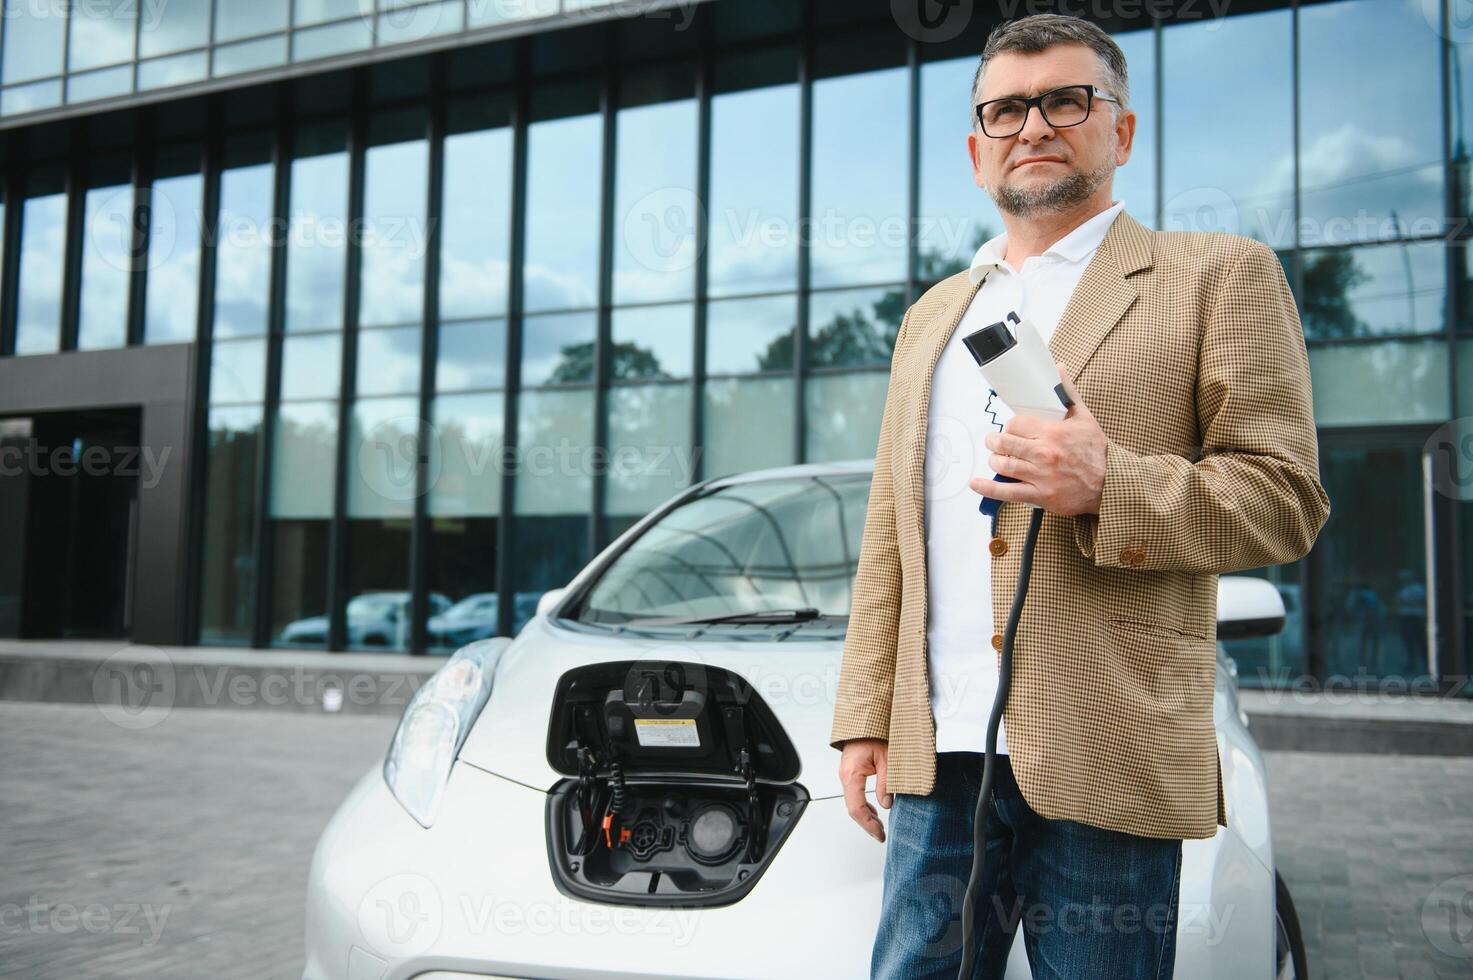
top-left (974, 84), bottom-right (1120, 138)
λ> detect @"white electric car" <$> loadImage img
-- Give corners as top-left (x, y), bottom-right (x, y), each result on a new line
top-left (303, 460), bottom-right (1306, 980)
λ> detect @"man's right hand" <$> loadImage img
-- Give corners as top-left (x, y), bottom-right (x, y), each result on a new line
top-left (839, 738), bottom-right (891, 842)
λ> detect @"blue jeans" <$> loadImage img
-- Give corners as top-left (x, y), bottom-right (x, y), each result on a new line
top-left (872, 752), bottom-right (1183, 980)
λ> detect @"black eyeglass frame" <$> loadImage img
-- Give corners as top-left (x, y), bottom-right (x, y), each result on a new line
top-left (973, 84), bottom-right (1122, 138)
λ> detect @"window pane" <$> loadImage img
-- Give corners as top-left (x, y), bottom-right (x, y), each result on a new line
top-left (77, 179), bottom-right (133, 351)
top-left (521, 311), bottom-right (596, 386)
top-left (810, 52), bottom-right (907, 289)
top-left (705, 294), bottom-right (796, 374)
top-left (293, 18), bottom-right (374, 60)
top-left (429, 392), bottom-right (503, 518)
top-left (294, 0), bottom-right (372, 27)
top-left (269, 518), bottom-right (330, 647)
top-left (213, 35), bottom-right (289, 77)
top-left (1, 79), bottom-right (63, 114)
top-left (1314, 441), bottom-right (1431, 681)
top-left (1164, 11), bottom-right (1291, 246)
top-left (426, 518), bottom-right (500, 652)
top-left (607, 382), bottom-right (693, 518)
top-left (144, 168), bottom-right (204, 344)
top-left (441, 99), bottom-right (513, 319)
top-left (918, 55), bottom-right (998, 281)
top-left (213, 150), bottom-right (274, 338)
top-left (436, 318), bottom-right (506, 392)
top-left (708, 48), bottom-right (799, 297)
top-left (344, 520), bottom-right (413, 651)
top-left (355, 325), bottom-right (422, 397)
top-left (1299, 0), bottom-right (1442, 244)
top-left (198, 405), bottom-right (261, 644)
top-left (1110, 27), bottom-right (1156, 231)
top-left (271, 399), bottom-right (338, 519)
top-left (67, 65), bottom-right (133, 102)
top-left (280, 334), bottom-right (342, 401)
top-left (14, 185), bottom-right (66, 356)
top-left (348, 396), bottom-right (421, 519)
top-left (524, 88), bottom-right (601, 312)
top-left (1299, 241), bottom-right (1445, 338)
top-left (375, 0), bottom-right (463, 44)
top-left (805, 371), bottom-right (887, 463)
top-left (69, 0), bottom-right (137, 71)
top-left (360, 115), bottom-right (428, 327)
top-left (512, 387), bottom-right (594, 633)
top-left (610, 303), bottom-right (692, 380)
top-left (807, 286), bottom-right (903, 369)
top-left (702, 375), bottom-right (794, 478)
top-left (1308, 338), bottom-right (1450, 427)
top-left (286, 122), bottom-right (349, 332)
top-left (214, 0), bottom-right (289, 42)
top-left (138, 52), bottom-right (208, 90)
top-left (613, 65), bottom-right (697, 305)
top-left (140, 0), bottom-right (210, 57)
top-left (2, 0), bottom-right (67, 84)
top-left (209, 337), bottom-right (267, 404)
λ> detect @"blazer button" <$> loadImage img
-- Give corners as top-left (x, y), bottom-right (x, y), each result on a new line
top-left (988, 536), bottom-right (1008, 558)
top-left (990, 632), bottom-right (1003, 651)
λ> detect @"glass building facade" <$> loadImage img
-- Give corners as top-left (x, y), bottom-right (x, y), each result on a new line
top-left (0, 0), bottom-right (1467, 692)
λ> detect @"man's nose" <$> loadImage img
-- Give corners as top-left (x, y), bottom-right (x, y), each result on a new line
top-left (1017, 104), bottom-right (1055, 143)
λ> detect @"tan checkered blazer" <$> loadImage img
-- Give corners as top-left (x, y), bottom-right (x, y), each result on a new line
top-left (829, 209), bottom-right (1330, 840)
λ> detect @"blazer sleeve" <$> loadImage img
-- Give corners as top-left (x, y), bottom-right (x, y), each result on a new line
top-left (1072, 238), bottom-right (1331, 573)
top-left (829, 308), bottom-right (913, 750)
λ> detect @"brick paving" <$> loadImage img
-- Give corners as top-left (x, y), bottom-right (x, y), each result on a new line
top-left (1, 703), bottom-right (1470, 979)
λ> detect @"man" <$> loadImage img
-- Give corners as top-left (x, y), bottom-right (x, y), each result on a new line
top-left (831, 13), bottom-right (1330, 980)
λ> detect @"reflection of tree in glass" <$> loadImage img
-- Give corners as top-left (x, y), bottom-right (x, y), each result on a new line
top-left (1300, 249), bottom-right (1369, 338)
top-left (545, 340), bottom-right (671, 384)
top-left (753, 231), bottom-right (993, 371)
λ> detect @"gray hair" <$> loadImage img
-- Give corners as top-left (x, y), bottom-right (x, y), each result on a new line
top-left (970, 14), bottom-right (1130, 129)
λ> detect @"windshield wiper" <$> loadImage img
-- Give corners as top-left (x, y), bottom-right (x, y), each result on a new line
top-left (618, 607), bottom-right (830, 628)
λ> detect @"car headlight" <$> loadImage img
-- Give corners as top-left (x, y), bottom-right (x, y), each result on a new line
top-left (383, 637), bottom-right (509, 828)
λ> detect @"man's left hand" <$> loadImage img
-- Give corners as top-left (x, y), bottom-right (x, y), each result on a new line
top-left (969, 362), bottom-right (1107, 516)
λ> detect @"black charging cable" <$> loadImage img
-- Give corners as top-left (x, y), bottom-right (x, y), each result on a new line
top-left (956, 503), bottom-right (1046, 979)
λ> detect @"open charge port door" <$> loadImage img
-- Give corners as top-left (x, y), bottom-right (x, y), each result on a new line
top-left (544, 660), bottom-right (809, 908)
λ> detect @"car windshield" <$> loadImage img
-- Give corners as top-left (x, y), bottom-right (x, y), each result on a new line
top-left (573, 473), bottom-right (869, 630)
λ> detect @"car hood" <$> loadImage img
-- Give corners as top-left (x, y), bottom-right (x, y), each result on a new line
top-left (457, 615), bottom-right (849, 799)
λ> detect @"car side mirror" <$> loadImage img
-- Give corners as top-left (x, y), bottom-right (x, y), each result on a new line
top-left (1217, 576), bottom-right (1286, 640)
top-left (537, 587), bottom-right (567, 617)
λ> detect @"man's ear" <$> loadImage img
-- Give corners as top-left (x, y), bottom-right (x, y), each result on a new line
top-left (1114, 108), bottom-right (1137, 167)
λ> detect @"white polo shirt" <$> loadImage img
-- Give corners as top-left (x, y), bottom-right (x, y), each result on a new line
top-left (924, 200), bottom-right (1125, 754)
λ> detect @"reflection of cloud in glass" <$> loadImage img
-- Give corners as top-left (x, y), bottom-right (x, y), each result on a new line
top-left (359, 140), bottom-right (429, 327)
top-left (139, 0), bottom-right (210, 58)
top-left (810, 65), bottom-right (908, 289)
top-left (78, 184), bottom-right (133, 351)
top-left (145, 174), bottom-right (204, 344)
top-left (441, 127), bottom-right (512, 319)
top-left (613, 98), bottom-right (698, 304)
top-left (524, 114), bottom-right (601, 313)
top-left (214, 163), bottom-right (274, 338)
top-left (286, 152), bottom-right (349, 332)
top-left (430, 392), bottom-right (503, 518)
top-left (14, 193), bottom-right (67, 355)
top-left (355, 325), bottom-right (422, 397)
top-left (708, 82), bottom-right (798, 297)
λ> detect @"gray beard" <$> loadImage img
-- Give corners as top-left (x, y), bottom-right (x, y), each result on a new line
top-left (992, 163), bottom-right (1113, 217)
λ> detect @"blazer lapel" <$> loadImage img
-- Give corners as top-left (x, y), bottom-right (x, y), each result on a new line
top-left (1048, 209), bottom-right (1154, 381)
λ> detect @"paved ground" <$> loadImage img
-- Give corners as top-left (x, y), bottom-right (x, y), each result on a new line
top-left (0, 701), bottom-right (396, 980)
top-left (1, 703), bottom-right (1470, 979)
